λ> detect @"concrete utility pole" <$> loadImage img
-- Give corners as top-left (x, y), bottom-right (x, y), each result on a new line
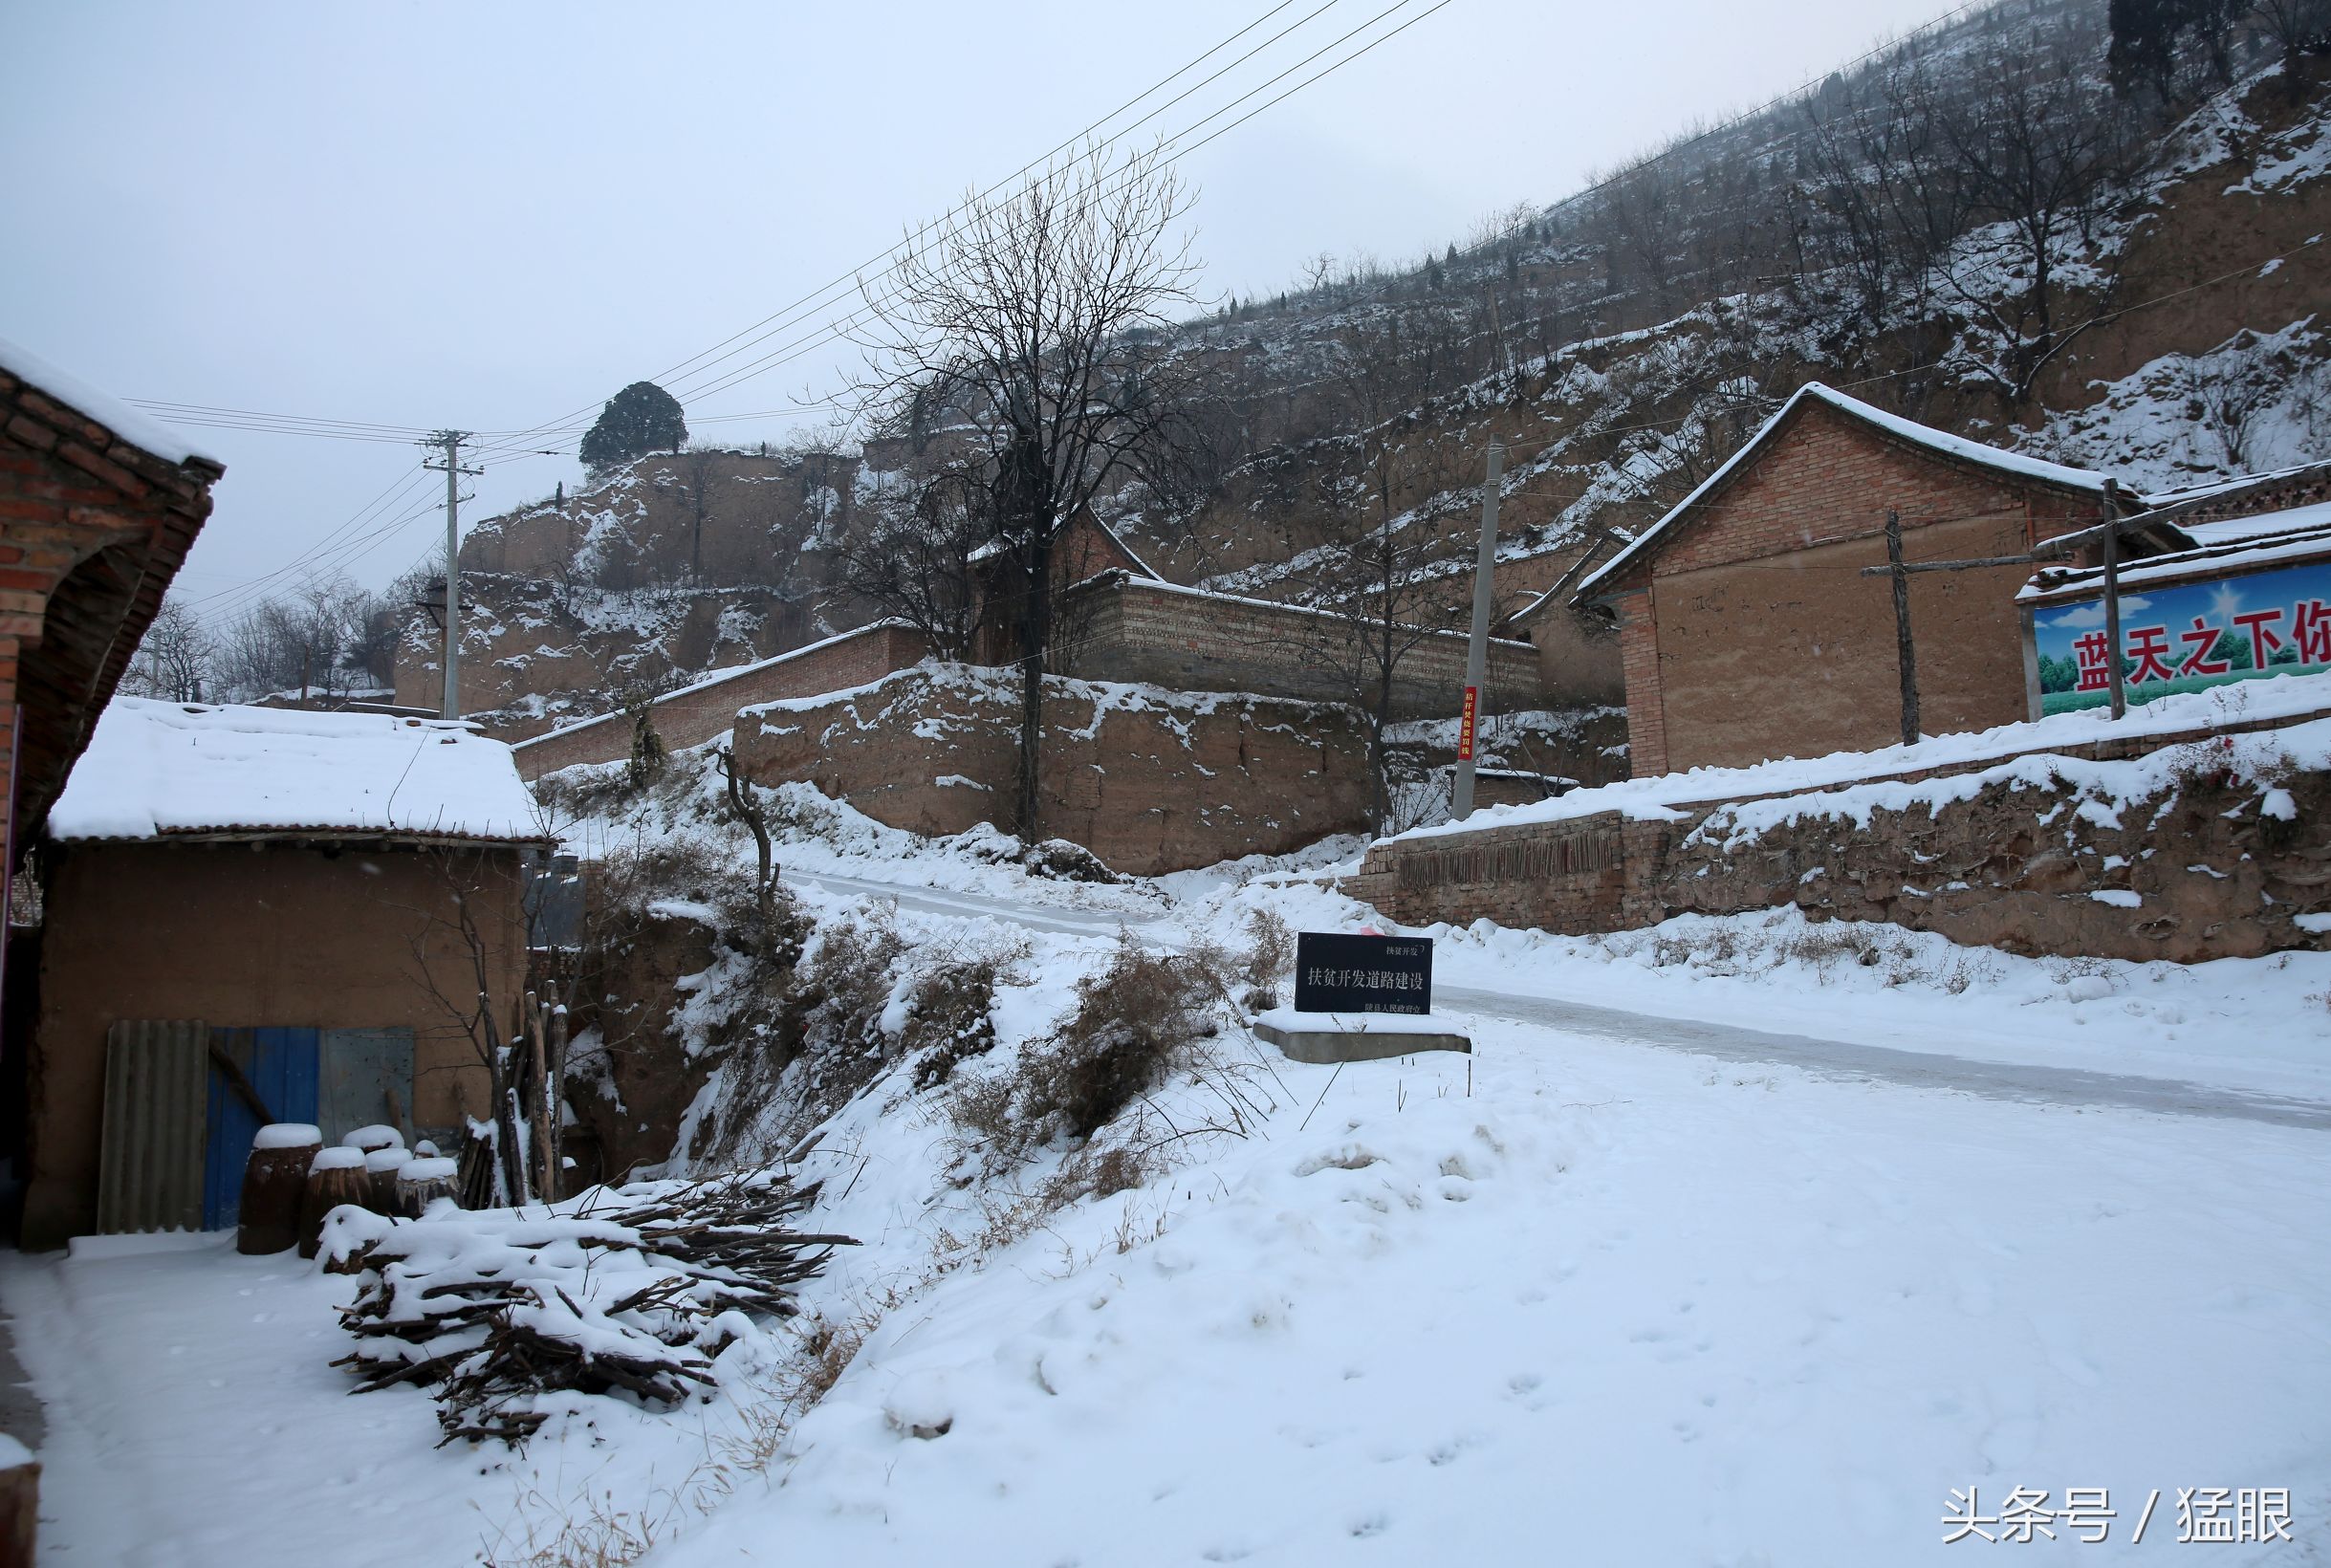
top-left (1451, 440), bottom-right (1504, 820)
top-left (422, 431), bottom-right (482, 719)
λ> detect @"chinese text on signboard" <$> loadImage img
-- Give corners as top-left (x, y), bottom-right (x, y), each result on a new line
top-left (1293, 932), bottom-right (1433, 1015)
top-left (2029, 559), bottom-right (2331, 716)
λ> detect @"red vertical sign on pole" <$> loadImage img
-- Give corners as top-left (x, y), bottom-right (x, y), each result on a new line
top-left (1457, 685), bottom-right (1478, 762)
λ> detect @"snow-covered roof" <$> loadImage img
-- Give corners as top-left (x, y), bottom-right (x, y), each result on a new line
top-left (2020, 500), bottom-right (2331, 603)
top-left (49, 699), bottom-right (548, 845)
top-left (0, 336), bottom-right (220, 469)
top-left (2179, 495), bottom-right (2331, 549)
top-left (1575, 382), bottom-right (2119, 599)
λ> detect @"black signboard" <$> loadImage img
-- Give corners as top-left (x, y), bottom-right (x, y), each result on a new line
top-left (1293, 932), bottom-right (1432, 1015)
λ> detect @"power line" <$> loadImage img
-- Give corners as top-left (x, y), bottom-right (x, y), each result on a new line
top-left (466, 1), bottom-right (1427, 466)
top-left (186, 466), bottom-right (434, 617)
top-left (661, 0), bottom-right (1452, 416)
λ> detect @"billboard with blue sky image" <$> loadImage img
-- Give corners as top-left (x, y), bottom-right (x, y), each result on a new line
top-left (2031, 558), bottom-right (2331, 715)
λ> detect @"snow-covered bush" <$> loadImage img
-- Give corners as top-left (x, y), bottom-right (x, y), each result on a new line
top-left (950, 934), bottom-right (1234, 1160)
top-left (903, 938), bottom-right (1029, 1091)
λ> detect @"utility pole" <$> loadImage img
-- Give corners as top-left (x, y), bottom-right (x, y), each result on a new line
top-left (1451, 440), bottom-right (1504, 820)
top-left (1884, 509), bottom-right (1920, 746)
top-left (2100, 478), bottom-right (2128, 721)
top-left (422, 430), bottom-right (483, 719)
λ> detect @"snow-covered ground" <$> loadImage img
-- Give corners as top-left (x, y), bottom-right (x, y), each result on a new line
top-left (7, 795), bottom-right (2327, 1566)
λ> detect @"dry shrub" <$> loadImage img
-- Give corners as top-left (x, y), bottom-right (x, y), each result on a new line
top-left (904, 939), bottom-right (1029, 1091)
top-left (1020, 838), bottom-right (1122, 883)
top-left (1240, 907), bottom-right (1294, 1010)
top-left (936, 1142), bottom-right (1163, 1263)
top-left (1033, 942), bottom-right (1227, 1142)
top-left (601, 836), bottom-right (740, 914)
top-left (1773, 922), bottom-right (1880, 974)
top-left (794, 906), bottom-right (907, 1056)
top-left (950, 936), bottom-right (1230, 1162)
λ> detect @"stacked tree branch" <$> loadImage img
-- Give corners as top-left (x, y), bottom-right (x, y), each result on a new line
top-left (323, 1170), bottom-right (856, 1446)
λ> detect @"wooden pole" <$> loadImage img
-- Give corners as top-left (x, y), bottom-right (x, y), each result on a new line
top-left (2099, 481), bottom-right (2128, 721)
top-left (1884, 509), bottom-right (1920, 746)
top-left (548, 1001), bottom-right (569, 1198)
top-left (527, 989), bottom-right (553, 1204)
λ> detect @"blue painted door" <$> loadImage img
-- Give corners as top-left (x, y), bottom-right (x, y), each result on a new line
top-left (202, 1027), bottom-right (320, 1230)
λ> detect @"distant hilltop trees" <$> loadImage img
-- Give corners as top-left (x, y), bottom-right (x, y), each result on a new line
top-left (580, 381), bottom-right (688, 470)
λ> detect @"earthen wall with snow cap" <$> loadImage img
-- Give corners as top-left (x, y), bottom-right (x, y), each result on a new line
top-left (1061, 574), bottom-right (1542, 719)
top-left (512, 621), bottom-right (928, 779)
top-left (734, 663), bottom-right (1372, 877)
top-left (1350, 705), bottom-right (2331, 964)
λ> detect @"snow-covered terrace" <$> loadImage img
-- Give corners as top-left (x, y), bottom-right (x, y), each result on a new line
top-left (48, 698), bottom-right (548, 845)
top-left (1385, 669), bottom-right (2331, 843)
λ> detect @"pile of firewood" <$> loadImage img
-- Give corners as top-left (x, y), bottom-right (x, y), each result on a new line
top-left (321, 1169), bottom-right (855, 1445)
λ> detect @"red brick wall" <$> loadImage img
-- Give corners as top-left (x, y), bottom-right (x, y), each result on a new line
top-left (0, 366), bottom-right (220, 846)
top-left (1603, 403), bottom-right (2108, 775)
top-left (1612, 589), bottom-right (1667, 775)
top-left (512, 621), bottom-right (927, 778)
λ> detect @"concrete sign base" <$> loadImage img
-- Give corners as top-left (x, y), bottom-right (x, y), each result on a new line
top-left (1252, 1013), bottom-right (1473, 1066)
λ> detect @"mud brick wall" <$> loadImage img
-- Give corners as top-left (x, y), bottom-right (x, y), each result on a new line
top-left (1062, 576), bottom-right (1541, 720)
top-left (735, 664), bottom-right (1372, 876)
top-left (513, 622), bottom-right (926, 779)
top-left (1350, 712), bottom-right (2331, 963)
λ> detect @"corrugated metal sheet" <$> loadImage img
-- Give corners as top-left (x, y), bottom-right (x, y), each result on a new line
top-left (318, 1027), bottom-right (414, 1147)
top-left (96, 1020), bottom-right (207, 1235)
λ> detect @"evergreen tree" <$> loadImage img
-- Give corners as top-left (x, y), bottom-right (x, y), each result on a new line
top-left (579, 381), bottom-right (687, 469)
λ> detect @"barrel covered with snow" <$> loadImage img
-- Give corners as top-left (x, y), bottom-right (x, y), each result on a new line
top-left (362, 1146), bottom-right (412, 1174)
top-left (253, 1123), bottom-right (322, 1150)
top-left (341, 1124), bottom-right (404, 1152)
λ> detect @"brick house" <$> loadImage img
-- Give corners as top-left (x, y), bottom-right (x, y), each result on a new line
top-left (1572, 383), bottom-right (2189, 775)
top-left (22, 700), bottom-right (549, 1249)
top-left (0, 339), bottom-right (223, 884)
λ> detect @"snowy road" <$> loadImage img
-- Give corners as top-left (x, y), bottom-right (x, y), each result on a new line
top-left (789, 868), bottom-right (1168, 938)
top-left (786, 865), bottom-right (2331, 1130)
top-left (1438, 985), bottom-right (2331, 1131)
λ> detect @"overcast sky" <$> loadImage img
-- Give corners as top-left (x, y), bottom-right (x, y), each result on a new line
top-left (1, 0), bottom-right (1960, 617)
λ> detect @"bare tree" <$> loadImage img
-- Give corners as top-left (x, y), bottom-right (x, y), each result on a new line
top-left (404, 848), bottom-right (537, 1205)
top-left (853, 142), bottom-right (1202, 838)
top-left (714, 741), bottom-right (781, 947)
top-left (2249, 0), bottom-right (2331, 84)
top-left (678, 446), bottom-right (724, 582)
top-left (213, 572), bottom-right (380, 703)
top-left (836, 465), bottom-right (990, 658)
top-left (1933, 39), bottom-right (2135, 403)
top-left (122, 597), bottom-right (214, 702)
top-left (1282, 323), bottom-right (1478, 833)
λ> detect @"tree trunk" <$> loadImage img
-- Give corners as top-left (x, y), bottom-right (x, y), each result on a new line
top-left (1016, 534), bottom-right (1053, 844)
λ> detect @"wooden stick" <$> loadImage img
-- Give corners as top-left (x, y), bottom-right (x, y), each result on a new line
top-left (1884, 509), bottom-right (1920, 746)
top-left (207, 1040), bottom-right (276, 1126)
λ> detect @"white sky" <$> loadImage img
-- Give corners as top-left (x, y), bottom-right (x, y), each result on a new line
top-left (0, 0), bottom-right (1962, 615)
